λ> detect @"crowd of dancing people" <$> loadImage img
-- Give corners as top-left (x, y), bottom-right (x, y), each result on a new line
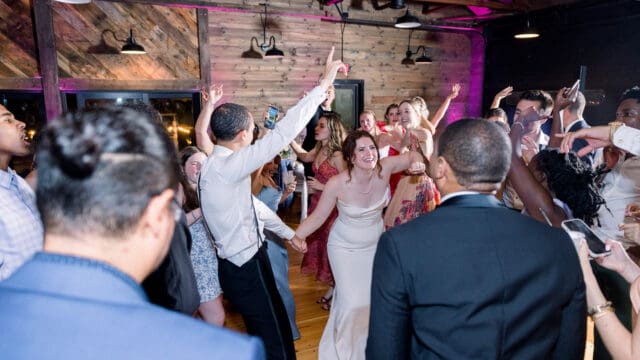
top-left (1, 47), bottom-right (640, 360)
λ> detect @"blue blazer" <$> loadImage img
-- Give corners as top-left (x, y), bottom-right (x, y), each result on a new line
top-left (367, 194), bottom-right (586, 359)
top-left (0, 252), bottom-right (265, 360)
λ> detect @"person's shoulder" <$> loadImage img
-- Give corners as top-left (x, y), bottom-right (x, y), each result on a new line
top-left (141, 306), bottom-right (265, 358)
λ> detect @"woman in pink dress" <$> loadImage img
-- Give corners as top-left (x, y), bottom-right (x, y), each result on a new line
top-left (290, 112), bottom-right (347, 307)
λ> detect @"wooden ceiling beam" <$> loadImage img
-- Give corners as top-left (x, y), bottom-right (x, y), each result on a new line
top-left (410, 0), bottom-right (529, 12)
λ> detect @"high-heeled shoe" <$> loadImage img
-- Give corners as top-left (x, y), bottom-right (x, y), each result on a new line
top-left (316, 295), bottom-right (332, 304)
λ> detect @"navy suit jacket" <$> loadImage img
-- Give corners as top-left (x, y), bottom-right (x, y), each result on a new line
top-left (567, 119), bottom-right (595, 166)
top-left (367, 194), bottom-right (585, 360)
top-left (0, 252), bottom-right (265, 360)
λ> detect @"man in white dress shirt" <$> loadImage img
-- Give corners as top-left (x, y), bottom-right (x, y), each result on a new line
top-left (199, 48), bottom-right (345, 360)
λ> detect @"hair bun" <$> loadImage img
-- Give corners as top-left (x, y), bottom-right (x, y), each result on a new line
top-left (50, 116), bottom-right (103, 178)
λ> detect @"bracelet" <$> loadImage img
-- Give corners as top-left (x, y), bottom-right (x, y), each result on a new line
top-left (588, 301), bottom-right (614, 320)
top-left (609, 121), bottom-right (625, 143)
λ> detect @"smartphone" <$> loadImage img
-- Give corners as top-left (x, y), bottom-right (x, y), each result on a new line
top-left (265, 105), bottom-right (278, 130)
top-left (561, 219), bottom-right (610, 257)
top-left (563, 79), bottom-right (580, 97)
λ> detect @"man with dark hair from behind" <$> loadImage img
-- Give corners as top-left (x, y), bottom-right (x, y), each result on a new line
top-left (0, 106), bottom-right (264, 359)
top-left (199, 47), bottom-right (345, 360)
top-left (367, 118), bottom-right (585, 359)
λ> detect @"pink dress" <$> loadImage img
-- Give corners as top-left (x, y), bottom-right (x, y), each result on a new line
top-left (300, 159), bottom-right (339, 284)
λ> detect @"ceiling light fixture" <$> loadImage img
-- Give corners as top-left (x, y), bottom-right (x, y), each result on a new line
top-left (242, 2), bottom-right (284, 59)
top-left (514, 18), bottom-right (539, 39)
top-left (120, 28), bottom-right (146, 54)
top-left (395, 9), bottom-right (421, 29)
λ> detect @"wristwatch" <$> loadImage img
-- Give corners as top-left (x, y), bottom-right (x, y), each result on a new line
top-left (609, 121), bottom-right (625, 142)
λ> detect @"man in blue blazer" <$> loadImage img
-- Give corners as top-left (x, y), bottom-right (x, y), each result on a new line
top-left (367, 118), bottom-right (585, 359)
top-left (0, 106), bottom-right (264, 359)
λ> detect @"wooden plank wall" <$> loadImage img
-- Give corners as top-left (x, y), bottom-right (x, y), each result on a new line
top-left (208, 10), bottom-right (473, 124)
top-left (52, 1), bottom-right (199, 81)
top-left (0, 0), bottom-right (39, 78)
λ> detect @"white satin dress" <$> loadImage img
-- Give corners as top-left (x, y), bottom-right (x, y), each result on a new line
top-left (318, 189), bottom-right (389, 360)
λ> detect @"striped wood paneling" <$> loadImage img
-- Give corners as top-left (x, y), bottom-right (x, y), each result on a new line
top-left (208, 10), bottom-right (472, 125)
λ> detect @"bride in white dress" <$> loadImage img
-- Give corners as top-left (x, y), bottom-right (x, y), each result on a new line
top-left (295, 130), bottom-right (425, 359)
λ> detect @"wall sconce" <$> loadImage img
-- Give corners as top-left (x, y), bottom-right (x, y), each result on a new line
top-left (242, 2), bottom-right (284, 59)
top-left (401, 31), bottom-right (432, 65)
top-left (89, 28), bottom-right (146, 55)
top-left (514, 17), bottom-right (540, 39)
top-left (395, 9), bottom-right (421, 29)
top-left (121, 28), bottom-right (146, 54)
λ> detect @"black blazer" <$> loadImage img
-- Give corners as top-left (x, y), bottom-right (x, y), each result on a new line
top-left (367, 194), bottom-right (585, 360)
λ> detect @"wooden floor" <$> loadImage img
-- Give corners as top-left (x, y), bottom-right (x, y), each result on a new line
top-left (224, 245), bottom-right (329, 360)
top-left (223, 201), bottom-right (595, 359)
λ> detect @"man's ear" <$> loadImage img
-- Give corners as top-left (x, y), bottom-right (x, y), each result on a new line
top-left (235, 129), bottom-right (248, 143)
top-left (432, 156), bottom-right (447, 180)
top-left (139, 189), bottom-right (175, 240)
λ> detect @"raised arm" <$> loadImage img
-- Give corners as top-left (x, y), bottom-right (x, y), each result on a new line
top-left (490, 86), bottom-right (513, 109)
top-left (289, 140), bottom-right (318, 163)
top-left (507, 108), bottom-right (568, 227)
top-left (380, 150), bottom-right (424, 175)
top-left (429, 83), bottom-right (460, 129)
top-left (195, 84), bottom-right (223, 155)
top-left (218, 47), bottom-right (346, 183)
top-left (548, 85), bottom-right (579, 148)
top-left (294, 176), bottom-right (340, 239)
top-left (577, 239), bottom-right (640, 360)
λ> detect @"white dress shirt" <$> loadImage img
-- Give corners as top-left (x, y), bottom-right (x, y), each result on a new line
top-left (613, 126), bottom-right (640, 156)
top-left (200, 86), bottom-right (327, 266)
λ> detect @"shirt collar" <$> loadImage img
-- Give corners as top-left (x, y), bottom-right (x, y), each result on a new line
top-left (565, 118), bottom-right (585, 132)
top-left (0, 167), bottom-right (15, 190)
top-left (440, 190), bottom-right (481, 204)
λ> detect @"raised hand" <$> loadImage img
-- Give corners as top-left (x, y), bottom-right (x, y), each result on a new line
top-left (201, 84), bottom-right (223, 112)
top-left (491, 86), bottom-right (513, 108)
top-left (554, 85), bottom-right (579, 112)
top-left (449, 83), bottom-right (461, 99)
top-left (319, 46), bottom-right (346, 89)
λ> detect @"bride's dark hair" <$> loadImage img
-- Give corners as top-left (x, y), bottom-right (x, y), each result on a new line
top-left (342, 130), bottom-right (382, 181)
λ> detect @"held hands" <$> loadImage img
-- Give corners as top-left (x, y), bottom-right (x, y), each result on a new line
top-left (290, 235), bottom-right (307, 253)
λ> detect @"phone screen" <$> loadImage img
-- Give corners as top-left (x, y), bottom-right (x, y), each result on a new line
top-left (561, 219), bottom-right (609, 255)
top-left (265, 106), bottom-right (278, 129)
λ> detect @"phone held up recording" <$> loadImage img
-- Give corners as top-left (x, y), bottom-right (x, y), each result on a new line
top-left (561, 218), bottom-right (611, 258)
top-left (265, 105), bottom-right (278, 130)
